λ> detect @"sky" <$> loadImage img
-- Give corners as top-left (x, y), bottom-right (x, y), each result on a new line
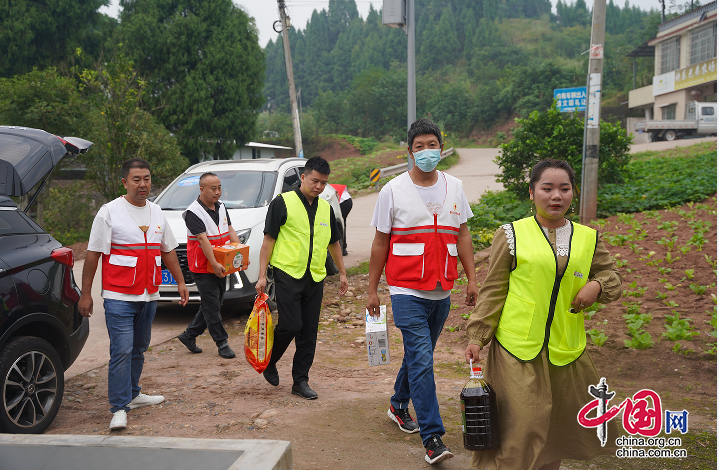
top-left (101, 0), bottom-right (664, 48)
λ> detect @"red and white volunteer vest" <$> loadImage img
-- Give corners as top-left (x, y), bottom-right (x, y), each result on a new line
top-left (183, 199), bottom-right (230, 273)
top-left (101, 197), bottom-right (165, 295)
top-left (385, 171), bottom-right (464, 291)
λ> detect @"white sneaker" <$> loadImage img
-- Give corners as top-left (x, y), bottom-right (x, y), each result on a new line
top-left (127, 393), bottom-right (164, 409)
top-left (109, 410), bottom-right (127, 430)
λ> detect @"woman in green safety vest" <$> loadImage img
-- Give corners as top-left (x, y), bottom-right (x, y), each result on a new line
top-left (464, 159), bottom-right (622, 470)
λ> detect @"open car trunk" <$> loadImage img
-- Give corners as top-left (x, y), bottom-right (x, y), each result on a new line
top-left (0, 126), bottom-right (92, 197)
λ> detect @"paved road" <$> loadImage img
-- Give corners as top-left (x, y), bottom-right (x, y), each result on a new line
top-left (68, 137), bottom-right (716, 378)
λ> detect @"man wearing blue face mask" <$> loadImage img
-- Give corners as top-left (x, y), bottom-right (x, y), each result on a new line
top-left (366, 118), bottom-right (479, 465)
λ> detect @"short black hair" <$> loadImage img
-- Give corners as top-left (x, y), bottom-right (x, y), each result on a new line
top-left (407, 118), bottom-right (442, 149)
top-left (303, 156), bottom-right (331, 176)
top-left (529, 159), bottom-right (578, 193)
top-left (121, 158), bottom-right (151, 180)
top-left (199, 172), bottom-right (218, 184)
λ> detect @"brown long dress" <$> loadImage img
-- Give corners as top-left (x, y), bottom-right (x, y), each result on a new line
top-left (465, 219), bottom-right (623, 470)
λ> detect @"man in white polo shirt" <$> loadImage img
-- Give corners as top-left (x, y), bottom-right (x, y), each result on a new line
top-left (79, 158), bottom-right (188, 430)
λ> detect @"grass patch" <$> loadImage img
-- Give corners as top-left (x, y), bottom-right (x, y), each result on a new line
top-left (328, 134), bottom-right (384, 154)
top-left (346, 260), bottom-right (370, 276)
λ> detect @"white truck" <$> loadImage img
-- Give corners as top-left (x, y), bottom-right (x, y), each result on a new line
top-left (635, 101), bottom-right (717, 141)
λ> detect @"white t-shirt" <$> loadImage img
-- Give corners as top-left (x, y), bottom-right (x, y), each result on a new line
top-left (371, 172), bottom-right (473, 300)
top-left (88, 197), bottom-right (178, 301)
top-left (339, 189), bottom-right (352, 203)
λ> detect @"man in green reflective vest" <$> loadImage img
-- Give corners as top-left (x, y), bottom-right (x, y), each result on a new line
top-left (256, 156), bottom-right (348, 400)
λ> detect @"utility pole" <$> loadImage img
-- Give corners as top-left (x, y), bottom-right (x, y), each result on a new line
top-left (277, 1), bottom-right (304, 158)
top-left (579, 0), bottom-right (606, 224)
top-left (406, 0), bottom-right (415, 171)
top-left (382, 0), bottom-right (415, 170)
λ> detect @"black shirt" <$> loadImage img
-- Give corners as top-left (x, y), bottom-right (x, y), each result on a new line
top-left (264, 189), bottom-right (341, 272)
top-left (184, 197), bottom-right (233, 235)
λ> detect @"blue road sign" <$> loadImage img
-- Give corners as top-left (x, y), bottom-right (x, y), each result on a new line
top-left (554, 87), bottom-right (587, 112)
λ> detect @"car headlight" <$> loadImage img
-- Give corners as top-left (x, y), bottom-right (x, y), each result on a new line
top-left (236, 228), bottom-right (251, 244)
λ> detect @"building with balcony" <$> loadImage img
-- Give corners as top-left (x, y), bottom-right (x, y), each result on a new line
top-left (628, 2), bottom-right (717, 122)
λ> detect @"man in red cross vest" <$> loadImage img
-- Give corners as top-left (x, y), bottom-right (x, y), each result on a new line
top-left (177, 172), bottom-right (242, 358)
top-left (366, 119), bottom-right (479, 465)
top-left (79, 158), bottom-right (189, 431)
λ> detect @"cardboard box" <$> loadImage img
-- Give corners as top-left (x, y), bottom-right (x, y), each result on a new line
top-left (207, 243), bottom-right (249, 276)
top-left (365, 305), bottom-right (390, 366)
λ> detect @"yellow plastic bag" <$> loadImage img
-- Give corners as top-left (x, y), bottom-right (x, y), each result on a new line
top-left (244, 293), bottom-right (274, 373)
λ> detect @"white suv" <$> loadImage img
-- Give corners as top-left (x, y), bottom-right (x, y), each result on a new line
top-left (152, 158), bottom-right (344, 309)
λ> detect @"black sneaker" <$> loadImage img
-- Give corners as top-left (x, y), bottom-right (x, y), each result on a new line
top-left (387, 405), bottom-right (419, 433)
top-left (178, 332), bottom-right (202, 354)
top-left (424, 435), bottom-right (453, 465)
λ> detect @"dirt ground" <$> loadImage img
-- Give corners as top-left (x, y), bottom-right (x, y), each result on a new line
top-left (67, 241), bottom-right (88, 261)
top-left (467, 118), bottom-right (519, 147)
top-left (317, 139), bottom-right (363, 162)
top-left (49, 200), bottom-right (717, 469)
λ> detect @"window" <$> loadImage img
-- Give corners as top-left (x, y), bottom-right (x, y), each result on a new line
top-left (155, 171), bottom-right (276, 210)
top-left (661, 38), bottom-right (680, 74)
top-left (251, 148), bottom-right (262, 159)
top-left (690, 23), bottom-right (717, 65)
top-left (0, 210), bottom-right (41, 235)
top-left (662, 104), bottom-right (677, 120)
top-left (282, 168), bottom-right (301, 193)
top-left (701, 107), bottom-right (715, 116)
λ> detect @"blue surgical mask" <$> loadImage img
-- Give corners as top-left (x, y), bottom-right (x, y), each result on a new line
top-left (412, 149), bottom-right (442, 173)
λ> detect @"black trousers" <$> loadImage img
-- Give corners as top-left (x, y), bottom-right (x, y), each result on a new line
top-left (339, 198), bottom-right (352, 250)
top-left (185, 272), bottom-right (229, 346)
top-left (269, 267), bottom-right (324, 384)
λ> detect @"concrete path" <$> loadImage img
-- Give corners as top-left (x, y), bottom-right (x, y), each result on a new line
top-left (68, 137), bottom-right (716, 378)
top-left (0, 435), bottom-right (291, 470)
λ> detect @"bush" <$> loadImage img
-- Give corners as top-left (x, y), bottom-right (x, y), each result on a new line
top-left (495, 104), bottom-right (632, 199)
top-left (467, 190), bottom-right (532, 232)
top-left (44, 182), bottom-right (95, 246)
top-left (467, 190), bottom-right (533, 250)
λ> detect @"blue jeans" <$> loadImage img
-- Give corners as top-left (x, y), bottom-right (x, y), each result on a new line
top-left (104, 299), bottom-right (156, 413)
top-left (390, 294), bottom-right (451, 445)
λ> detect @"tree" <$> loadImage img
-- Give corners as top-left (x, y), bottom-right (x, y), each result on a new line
top-left (0, 67), bottom-right (92, 226)
top-left (79, 54), bottom-right (188, 202)
top-left (118, 0), bottom-right (265, 163)
top-left (496, 104), bottom-right (632, 199)
top-left (0, 67), bottom-right (88, 136)
top-left (0, 0), bottom-right (113, 78)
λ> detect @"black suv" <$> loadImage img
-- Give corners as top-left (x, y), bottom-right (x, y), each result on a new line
top-left (0, 126), bottom-right (92, 433)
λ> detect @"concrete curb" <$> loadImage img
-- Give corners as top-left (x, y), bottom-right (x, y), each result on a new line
top-left (0, 434), bottom-right (291, 470)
